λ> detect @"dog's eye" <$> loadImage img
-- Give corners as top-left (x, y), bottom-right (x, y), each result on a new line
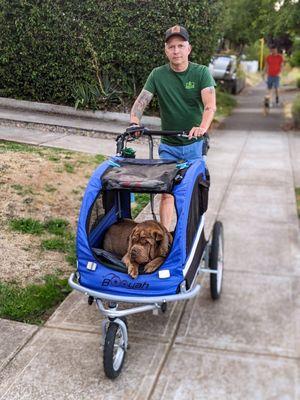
top-left (146, 238), bottom-right (155, 245)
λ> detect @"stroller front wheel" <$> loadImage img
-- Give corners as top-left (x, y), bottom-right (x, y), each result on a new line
top-left (103, 318), bottom-right (128, 379)
top-left (209, 221), bottom-right (224, 300)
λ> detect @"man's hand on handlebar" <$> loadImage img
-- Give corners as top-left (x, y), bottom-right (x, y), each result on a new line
top-left (188, 126), bottom-right (206, 140)
top-left (128, 123), bottom-right (142, 138)
top-left (124, 127), bottom-right (206, 138)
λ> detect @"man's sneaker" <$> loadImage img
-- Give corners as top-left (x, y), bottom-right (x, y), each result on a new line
top-left (276, 96), bottom-right (279, 105)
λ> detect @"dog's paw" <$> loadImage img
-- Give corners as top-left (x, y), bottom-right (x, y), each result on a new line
top-left (144, 265), bottom-right (156, 274)
top-left (128, 264), bottom-right (138, 279)
top-left (144, 258), bottom-right (164, 274)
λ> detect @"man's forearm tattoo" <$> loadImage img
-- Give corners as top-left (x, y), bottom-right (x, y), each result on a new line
top-left (131, 89), bottom-right (153, 120)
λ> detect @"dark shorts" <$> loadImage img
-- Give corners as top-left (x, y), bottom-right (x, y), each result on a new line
top-left (267, 76), bottom-right (280, 89)
top-left (158, 141), bottom-right (203, 162)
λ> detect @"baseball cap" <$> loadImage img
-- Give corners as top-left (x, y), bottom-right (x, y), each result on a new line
top-left (165, 25), bottom-right (189, 42)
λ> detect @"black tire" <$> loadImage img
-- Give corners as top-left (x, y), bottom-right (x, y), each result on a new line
top-left (103, 320), bottom-right (127, 379)
top-left (161, 302), bottom-right (168, 313)
top-left (209, 221), bottom-right (224, 300)
top-left (231, 81), bottom-right (237, 95)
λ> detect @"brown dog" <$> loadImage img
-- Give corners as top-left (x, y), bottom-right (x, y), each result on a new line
top-left (103, 219), bottom-right (173, 279)
top-left (103, 219), bottom-right (137, 259)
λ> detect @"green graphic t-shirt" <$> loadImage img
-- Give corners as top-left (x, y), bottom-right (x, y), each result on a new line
top-left (144, 62), bottom-right (216, 145)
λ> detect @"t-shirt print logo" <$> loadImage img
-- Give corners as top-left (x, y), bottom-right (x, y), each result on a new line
top-left (185, 81), bottom-right (195, 89)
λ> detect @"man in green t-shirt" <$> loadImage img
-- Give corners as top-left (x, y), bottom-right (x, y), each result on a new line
top-left (129, 25), bottom-right (216, 230)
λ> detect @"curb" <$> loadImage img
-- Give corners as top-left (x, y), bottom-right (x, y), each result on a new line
top-left (0, 97), bottom-right (161, 127)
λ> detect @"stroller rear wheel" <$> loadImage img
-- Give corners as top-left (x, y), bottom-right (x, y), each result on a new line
top-left (103, 318), bottom-right (128, 379)
top-left (209, 221), bottom-right (224, 300)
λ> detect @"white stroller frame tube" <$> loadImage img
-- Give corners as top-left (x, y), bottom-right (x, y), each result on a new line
top-left (96, 298), bottom-right (160, 318)
top-left (68, 273), bottom-right (201, 307)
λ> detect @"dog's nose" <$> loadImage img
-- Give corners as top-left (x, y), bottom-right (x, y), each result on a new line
top-left (130, 248), bottom-right (138, 260)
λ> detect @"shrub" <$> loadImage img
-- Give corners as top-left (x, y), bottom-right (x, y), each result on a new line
top-left (290, 50), bottom-right (300, 68)
top-left (292, 95), bottom-right (300, 128)
top-left (0, 0), bottom-right (222, 109)
top-left (244, 40), bottom-right (268, 62)
top-left (215, 88), bottom-right (237, 118)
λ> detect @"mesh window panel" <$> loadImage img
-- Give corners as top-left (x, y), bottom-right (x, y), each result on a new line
top-left (186, 172), bottom-right (209, 255)
top-left (184, 172), bottom-right (209, 289)
top-left (86, 191), bottom-right (115, 235)
top-left (185, 230), bottom-right (206, 289)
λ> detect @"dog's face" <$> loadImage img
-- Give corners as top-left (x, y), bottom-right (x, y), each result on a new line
top-left (128, 221), bottom-right (173, 265)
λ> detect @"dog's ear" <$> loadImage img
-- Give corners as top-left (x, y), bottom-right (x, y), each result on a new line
top-left (157, 228), bottom-right (173, 257)
top-left (123, 227), bottom-right (138, 262)
top-left (147, 230), bottom-right (163, 260)
top-left (129, 226), bottom-right (139, 244)
top-left (167, 231), bottom-right (173, 245)
top-left (154, 231), bottom-right (164, 242)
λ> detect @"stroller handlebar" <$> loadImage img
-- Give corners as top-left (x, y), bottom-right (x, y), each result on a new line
top-left (125, 125), bottom-right (189, 137)
top-left (116, 126), bottom-right (209, 157)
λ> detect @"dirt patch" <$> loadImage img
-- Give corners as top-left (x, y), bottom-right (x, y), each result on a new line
top-left (0, 141), bottom-right (104, 286)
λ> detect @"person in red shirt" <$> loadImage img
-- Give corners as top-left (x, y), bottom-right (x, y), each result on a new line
top-left (264, 45), bottom-right (284, 105)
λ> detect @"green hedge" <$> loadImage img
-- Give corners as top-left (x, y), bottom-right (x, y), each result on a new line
top-left (0, 0), bottom-right (222, 108)
top-left (292, 94), bottom-right (300, 129)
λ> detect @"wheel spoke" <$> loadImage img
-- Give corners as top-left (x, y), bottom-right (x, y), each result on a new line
top-left (113, 327), bottom-right (125, 370)
top-left (217, 232), bottom-right (224, 293)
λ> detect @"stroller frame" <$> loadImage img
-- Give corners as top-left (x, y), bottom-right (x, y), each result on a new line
top-left (69, 126), bottom-right (224, 379)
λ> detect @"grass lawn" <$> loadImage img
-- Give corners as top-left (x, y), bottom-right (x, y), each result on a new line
top-left (281, 66), bottom-right (300, 87)
top-left (215, 88), bottom-right (237, 121)
top-left (0, 276), bottom-right (71, 325)
top-left (0, 141), bottom-right (150, 325)
top-left (131, 193), bottom-right (151, 219)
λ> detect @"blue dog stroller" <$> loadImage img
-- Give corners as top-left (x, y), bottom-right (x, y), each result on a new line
top-left (69, 126), bottom-right (224, 379)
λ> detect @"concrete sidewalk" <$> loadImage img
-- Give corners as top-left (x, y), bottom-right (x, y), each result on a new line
top-left (0, 84), bottom-right (300, 399)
